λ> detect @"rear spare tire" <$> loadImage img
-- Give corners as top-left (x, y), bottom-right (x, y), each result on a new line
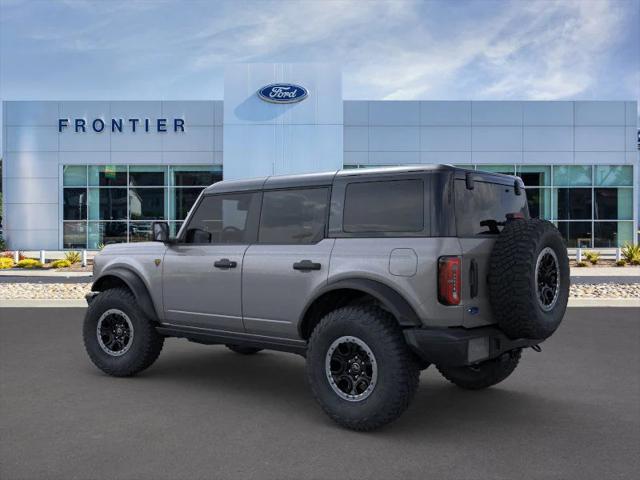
top-left (488, 219), bottom-right (569, 340)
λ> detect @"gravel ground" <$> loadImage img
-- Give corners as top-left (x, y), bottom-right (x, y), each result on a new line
top-left (0, 282), bottom-right (639, 300)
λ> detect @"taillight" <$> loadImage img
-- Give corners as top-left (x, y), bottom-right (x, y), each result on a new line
top-left (438, 256), bottom-right (461, 305)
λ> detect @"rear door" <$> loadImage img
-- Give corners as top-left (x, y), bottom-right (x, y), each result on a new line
top-left (454, 176), bottom-right (528, 327)
top-left (242, 187), bottom-right (333, 340)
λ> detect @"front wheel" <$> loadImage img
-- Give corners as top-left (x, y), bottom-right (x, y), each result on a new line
top-left (436, 349), bottom-right (522, 390)
top-left (306, 306), bottom-right (420, 431)
top-left (83, 288), bottom-right (164, 377)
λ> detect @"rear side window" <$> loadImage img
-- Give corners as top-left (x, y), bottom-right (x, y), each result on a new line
top-left (343, 180), bottom-right (424, 233)
top-left (259, 188), bottom-right (329, 244)
top-left (455, 180), bottom-right (528, 236)
top-left (184, 193), bottom-right (260, 244)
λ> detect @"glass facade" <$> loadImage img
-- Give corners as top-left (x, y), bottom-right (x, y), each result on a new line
top-left (344, 163), bottom-right (635, 248)
top-left (62, 165), bottom-right (222, 248)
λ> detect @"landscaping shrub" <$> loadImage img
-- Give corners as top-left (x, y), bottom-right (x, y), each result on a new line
top-left (0, 257), bottom-right (14, 269)
top-left (621, 243), bottom-right (640, 265)
top-left (17, 258), bottom-right (43, 269)
top-left (615, 259), bottom-right (626, 267)
top-left (576, 261), bottom-right (589, 267)
top-left (51, 259), bottom-right (72, 269)
top-left (2, 251), bottom-right (25, 260)
top-left (583, 251), bottom-right (600, 265)
top-left (65, 251), bottom-right (82, 264)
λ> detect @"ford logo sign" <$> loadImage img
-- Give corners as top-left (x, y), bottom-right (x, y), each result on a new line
top-left (257, 83), bottom-right (308, 104)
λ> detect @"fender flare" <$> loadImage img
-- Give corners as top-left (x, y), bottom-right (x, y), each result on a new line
top-left (299, 278), bottom-right (422, 331)
top-left (91, 267), bottom-right (158, 321)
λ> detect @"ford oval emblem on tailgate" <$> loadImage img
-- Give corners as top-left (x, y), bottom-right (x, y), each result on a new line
top-left (257, 83), bottom-right (309, 104)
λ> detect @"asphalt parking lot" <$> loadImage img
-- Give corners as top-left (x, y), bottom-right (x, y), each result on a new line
top-left (1, 307), bottom-right (638, 480)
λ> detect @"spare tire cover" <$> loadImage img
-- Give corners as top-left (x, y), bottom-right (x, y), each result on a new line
top-left (488, 219), bottom-right (569, 340)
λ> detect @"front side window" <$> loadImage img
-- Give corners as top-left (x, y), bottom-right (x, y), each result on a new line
top-left (259, 188), bottom-right (329, 244)
top-left (183, 193), bottom-right (260, 244)
top-left (343, 180), bottom-right (424, 233)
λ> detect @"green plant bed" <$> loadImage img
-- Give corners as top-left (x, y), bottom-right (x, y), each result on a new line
top-left (0, 257), bottom-right (15, 269)
top-left (51, 259), bottom-right (72, 269)
top-left (17, 258), bottom-right (43, 269)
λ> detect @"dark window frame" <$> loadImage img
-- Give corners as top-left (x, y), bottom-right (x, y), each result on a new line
top-left (257, 186), bottom-right (331, 245)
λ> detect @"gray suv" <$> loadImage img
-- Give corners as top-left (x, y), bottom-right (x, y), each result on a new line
top-left (84, 165), bottom-right (569, 431)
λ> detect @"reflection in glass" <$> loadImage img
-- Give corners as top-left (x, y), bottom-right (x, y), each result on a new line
top-left (170, 166), bottom-right (222, 186)
top-left (555, 188), bottom-right (592, 220)
top-left (476, 165), bottom-right (515, 175)
top-left (524, 188), bottom-right (551, 219)
top-left (129, 165), bottom-right (165, 186)
top-left (63, 222), bottom-right (87, 248)
top-left (63, 188), bottom-right (87, 220)
top-left (595, 188), bottom-right (633, 220)
top-left (88, 222), bottom-right (128, 248)
top-left (556, 222), bottom-right (592, 248)
top-left (89, 165), bottom-right (127, 186)
top-left (594, 222), bottom-right (634, 248)
top-left (129, 222), bottom-right (153, 242)
top-left (129, 188), bottom-right (165, 220)
top-left (517, 165), bottom-right (551, 186)
top-left (170, 188), bottom-right (203, 220)
top-left (63, 166), bottom-right (87, 186)
top-left (595, 165), bottom-right (633, 186)
top-left (553, 165), bottom-right (591, 186)
top-left (89, 188), bottom-right (128, 220)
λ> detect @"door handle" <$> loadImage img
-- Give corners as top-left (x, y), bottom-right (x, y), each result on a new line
top-left (214, 258), bottom-right (237, 269)
top-left (293, 260), bottom-right (321, 271)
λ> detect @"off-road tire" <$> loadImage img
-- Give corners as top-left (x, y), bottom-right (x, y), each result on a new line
top-left (83, 287), bottom-right (164, 377)
top-left (306, 306), bottom-right (420, 431)
top-left (437, 349), bottom-right (522, 390)
top-left (226, 344), bottom-right (262, 355)
top-left (488, 219), bottom-right (569, 340)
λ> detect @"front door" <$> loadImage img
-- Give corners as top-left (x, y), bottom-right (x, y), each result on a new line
top-left (242, 187), bottom-right (333, 340)
top-left (162, 191), bottom-right (261, 332)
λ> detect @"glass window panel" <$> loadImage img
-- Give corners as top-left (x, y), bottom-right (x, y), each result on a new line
top-left (556, 221), bottom-right (592, 248)
top-left (594, 188), bottom-right (633, 220)
top-left (595, 165), bottom-right (633, 186)
top-left (129, 222), bottom-right (153, 243)
top-left (343, 165), bottom-right (360, 169)
top-left (169, 221), bottom-right (184, 237)
top-left (63, 188), bottom-right (87, 220)
top-left (453, 165), bottom-right (475, 170)
top-left (63, 166), bottom-right (87, 186)
top-left (524, 188), bottom-right (551, 219)
top-left (184, 193), bottom-right (260, 244)
top-left (88, 188), bottom-right (127, 220)
top-left (594, 222), bottom-right (634, 248)
top-left (344, 180), bottom-right (424, 233)
top-left (475, 165), bottom-right (515, 175)
top-left (553, 165), bottom-right (591, 186)
top-left (89, 165), bottom-right (127, 186)
top-left (170, 166), bottom-right (223, 186)
top-left (129, 188), bottom-right (165, 220)
top-left (63, 222), bottom-right (87, 249)
top-left (555, 188), bottom-right (592, 220)
top-left (455, 180), bottom-right (528, 236)
top-left (88, 222), bottom-right (128, 248)
top-left (517, 165), bottom-right (551, 186)
top-left (129, 165), bottom-right (165, 186)
top-left (170, 187), bottom-right (203, 220)
top-left (259, 189), bottom-right (329, 244)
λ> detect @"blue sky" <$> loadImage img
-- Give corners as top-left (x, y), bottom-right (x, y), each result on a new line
top-left (0, 0), bottom-right (638, 141)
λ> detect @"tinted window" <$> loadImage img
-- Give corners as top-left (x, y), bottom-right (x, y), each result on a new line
top-left (259, 188), bottom-right (329, 244)
top-left (184, 193), bottom-right (260, 244)
top-left (343, 180), bottom-right (424, 233)
top-left (455, 180), bottom-right (528, 236)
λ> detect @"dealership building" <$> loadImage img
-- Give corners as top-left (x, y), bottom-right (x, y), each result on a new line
top-left (1, 63), bottom-right (638, 250)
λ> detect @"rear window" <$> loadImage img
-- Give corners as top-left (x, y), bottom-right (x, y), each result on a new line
top-left (259, 188), bottom-right (329, 244)
top-left (455, 180), bottom-right (528, 236)
top-left (343, 180), bottom-right (424, 233)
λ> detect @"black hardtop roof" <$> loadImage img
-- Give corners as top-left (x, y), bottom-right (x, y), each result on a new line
top-left (203, 164), bottom-right (520, 194)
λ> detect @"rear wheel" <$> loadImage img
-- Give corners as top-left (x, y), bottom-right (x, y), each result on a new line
top-left (83, 288), bottom-right (164, 377)
top-left (225, 344), bottom-right (262, 355)
top-left (437, 349), bottom-right (521, 390)
top-left (306, 305), bottom-right (420, 431)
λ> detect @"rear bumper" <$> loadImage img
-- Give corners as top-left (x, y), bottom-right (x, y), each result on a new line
top-left (403, 325), bottom-right (540, 367)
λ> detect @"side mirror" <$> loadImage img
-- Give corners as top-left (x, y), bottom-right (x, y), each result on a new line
top-left (152, 221), bottom-right (170, 243)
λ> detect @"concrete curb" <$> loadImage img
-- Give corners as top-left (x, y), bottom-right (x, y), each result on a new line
top-left (1, 298), bottom-right (639, 309)
top-left (0, 270), bottom-right (92, 278)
